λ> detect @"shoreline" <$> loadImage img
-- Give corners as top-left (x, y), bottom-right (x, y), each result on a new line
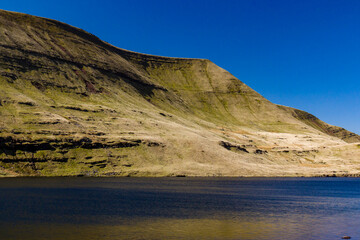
top-left (1, 173), bottom-right (360, 178)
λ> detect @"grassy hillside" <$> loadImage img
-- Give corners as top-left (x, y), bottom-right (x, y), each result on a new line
top-left (0, 9), bottom-right (359, 177)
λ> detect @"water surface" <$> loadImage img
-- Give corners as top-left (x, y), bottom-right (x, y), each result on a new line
top-left (0, 177), bottom-right (359, 239)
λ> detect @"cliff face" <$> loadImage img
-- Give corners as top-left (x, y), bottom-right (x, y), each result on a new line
top-left (0, 10), bottom-right (359, 177)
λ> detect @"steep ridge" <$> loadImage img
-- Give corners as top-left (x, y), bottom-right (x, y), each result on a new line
top-left (0, 9), bottom-right (359, 177)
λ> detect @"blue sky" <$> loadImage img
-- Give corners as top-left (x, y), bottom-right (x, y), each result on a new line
top-left (2, 0), bottom-right (360, 134)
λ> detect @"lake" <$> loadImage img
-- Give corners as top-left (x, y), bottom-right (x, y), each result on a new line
top-left (0, 177), bottom-right (359, 239)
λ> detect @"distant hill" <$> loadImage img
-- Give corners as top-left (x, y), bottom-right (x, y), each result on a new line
top-left (0, 9), bottom-right (359, 177)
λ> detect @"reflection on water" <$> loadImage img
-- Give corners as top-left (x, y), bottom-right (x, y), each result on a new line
top-left (0, 219), bottom-right (319, 240)
top-left (0, 177), bottom-right (359, 239)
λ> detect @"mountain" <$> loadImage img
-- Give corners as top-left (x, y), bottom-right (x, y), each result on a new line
top-left (0, 9), bottom-right (359, 177)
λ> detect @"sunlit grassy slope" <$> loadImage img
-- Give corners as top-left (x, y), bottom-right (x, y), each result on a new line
top-left (0, 9), bottom-right (359, 176)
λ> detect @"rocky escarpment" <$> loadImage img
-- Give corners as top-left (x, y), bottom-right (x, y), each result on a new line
top-left (0, 9), bottom-right (359, 177)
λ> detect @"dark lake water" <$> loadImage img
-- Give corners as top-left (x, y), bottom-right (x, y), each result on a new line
top-left (0, 177), bottom-right (359, 239)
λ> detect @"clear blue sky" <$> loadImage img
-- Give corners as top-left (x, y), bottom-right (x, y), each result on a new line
top-left (2, 0), bottom-right (360, 134)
